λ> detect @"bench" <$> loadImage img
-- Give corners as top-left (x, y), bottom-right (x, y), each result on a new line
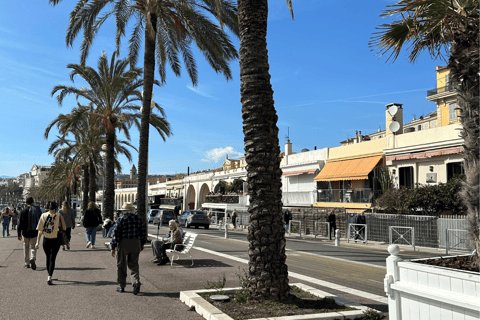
top-left (166, 232), bottom-right (198, 267)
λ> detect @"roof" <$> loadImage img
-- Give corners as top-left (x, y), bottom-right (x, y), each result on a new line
top-left (313, 155), bottom-right (383, 182)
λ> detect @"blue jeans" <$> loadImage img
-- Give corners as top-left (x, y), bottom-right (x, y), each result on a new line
top-left (2, 223), bottom-right (10, 237)
top-left (107, 226), bottom-right (115, 238)
top-left (85, 227), bottom-right (97, 245)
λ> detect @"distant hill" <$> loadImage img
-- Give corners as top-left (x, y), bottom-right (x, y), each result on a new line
top-left (0, 175), bottom-right (13, 179)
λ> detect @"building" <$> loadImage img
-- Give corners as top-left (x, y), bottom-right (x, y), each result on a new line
top-left (281, 140), bottom-right (327, 207)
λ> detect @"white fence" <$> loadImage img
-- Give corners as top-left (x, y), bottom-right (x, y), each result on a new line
top-left (282, 191), bottom-right (315, 206)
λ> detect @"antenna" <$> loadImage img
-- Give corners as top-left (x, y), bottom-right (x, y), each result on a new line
top-left (389, 121), bottom-right (400, 133)
top-left (285, 127), bottom-right (290, 142)
top-left (387, 105), bottom-right (398, 117)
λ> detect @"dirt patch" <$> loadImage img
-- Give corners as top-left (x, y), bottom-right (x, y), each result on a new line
top-left (199, 286), bottom-right (357, 320)
top-left (414, 255), bottom-right (479, 272)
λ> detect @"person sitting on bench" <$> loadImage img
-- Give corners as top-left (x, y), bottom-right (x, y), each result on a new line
top-left (151, 220), bottom-right (183, 265)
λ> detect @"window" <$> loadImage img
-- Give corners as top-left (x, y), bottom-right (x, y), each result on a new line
top-left (399, 166), bottom-right (414, 188)
top-left (417, 125), bottom-right (422, 131)
top-left (424, 122), bottom-right (429, 130)
top-left (430, 120), bottom-right (436, 128)
top-left (447, 162), bottom-right (464, 181)
top-left (449, 103), bottom-right (457, 122)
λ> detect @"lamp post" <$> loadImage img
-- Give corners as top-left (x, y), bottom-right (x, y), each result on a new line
top-left (101, 145), bottom-right (107, 218)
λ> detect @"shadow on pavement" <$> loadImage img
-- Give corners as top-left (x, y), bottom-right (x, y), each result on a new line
top-left (55, 267), bottom-right (106, 271)
top-left (166, 259), bottom-right (233, 268)
top-left (139, 292), bottom-right (180, 298)
top-left (53, 279), bottom-right (117, 286)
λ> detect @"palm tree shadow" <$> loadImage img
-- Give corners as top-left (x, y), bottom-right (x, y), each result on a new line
top-left (139, 292), bottom-right (180, 298)
top-left (53, 279), bottom-right (117, 286)
top-left (55, 267), bottom-right (106, 271)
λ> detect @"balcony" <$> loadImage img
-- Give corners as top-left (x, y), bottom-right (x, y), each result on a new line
top-left (427, 84), bottom-right (455, 97)
top-left (316, 188), bottom-right (381, 204)
top-left (205, 194), bottom-right (249, 206)
top-left (282, 191), bottom-right (316, 206)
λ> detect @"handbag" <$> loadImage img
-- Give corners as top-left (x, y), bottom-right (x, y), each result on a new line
top-left (58, 229), bottom-right (68, 246)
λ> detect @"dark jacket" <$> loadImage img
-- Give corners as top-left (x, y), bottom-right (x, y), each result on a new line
top-left (355, 214), bottom-right (366, 225)
top-left (17, 205), bottom-right (41, 238)
top-left (283, 210), bottom-right (292, 223)
top-left (327, 213), bottom-right (336, 226)
top-left (83, 208), bottom-right (102, 228)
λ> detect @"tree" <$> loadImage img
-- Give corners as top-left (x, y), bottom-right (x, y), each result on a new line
top-left (371, 0), bottom-right (479, 264)
top-left (51, 52), bottom-right (170, 219)
top-left (49, 0), bottom-right (239, 227)
top-left (237, 0), bottom-right (293, 301)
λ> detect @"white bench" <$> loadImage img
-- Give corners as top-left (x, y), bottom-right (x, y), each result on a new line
top-left (166, 232), bottom-right (198, 267)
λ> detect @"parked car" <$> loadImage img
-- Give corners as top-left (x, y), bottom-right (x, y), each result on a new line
top-left (180, 210), bottom-right (210, 229)
top-left (153, 209), bottom-right (175, 225)
top-left (147, 209), bottom-right (160, 224)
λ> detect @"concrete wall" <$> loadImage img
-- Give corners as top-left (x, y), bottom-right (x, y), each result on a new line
top-left (281, 148), bottom-right (328, 167)
top-left (392, 123), bottom-right (461, 149)
top-left (328, 138), bottom-right (386, 161)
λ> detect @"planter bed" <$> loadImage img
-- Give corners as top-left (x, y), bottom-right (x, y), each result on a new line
top-left (180, 283), bottom-right (379, 320)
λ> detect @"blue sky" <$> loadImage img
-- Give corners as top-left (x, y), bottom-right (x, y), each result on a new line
top-left (0, 0), bottom-right (443, 178)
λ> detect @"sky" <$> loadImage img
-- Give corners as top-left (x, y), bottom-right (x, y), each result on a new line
top-left (0, 0), bottom-right (444, 178)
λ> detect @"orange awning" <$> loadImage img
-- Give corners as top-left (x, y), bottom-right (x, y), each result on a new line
top-left (314, 156), bottom-right (383, 182)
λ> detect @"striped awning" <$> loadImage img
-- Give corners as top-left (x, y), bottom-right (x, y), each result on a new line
top-left (282, 169), bottom-right (318, 177)
top-left (314, 156), bottom-right (383, 182)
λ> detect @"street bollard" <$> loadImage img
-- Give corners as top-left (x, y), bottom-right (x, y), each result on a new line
top-left (335, 229), bottom-right (340, 246)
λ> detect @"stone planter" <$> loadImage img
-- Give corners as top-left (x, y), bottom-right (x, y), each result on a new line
top-left (384, 244), bottom-right (480, 320)
top-left (180, 283), bottom-right (379, 320)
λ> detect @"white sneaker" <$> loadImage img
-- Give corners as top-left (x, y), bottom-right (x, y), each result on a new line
top-left (91, 245), bottom-right (95, 249)
top-left (86, 241), bottom-right (92, 248)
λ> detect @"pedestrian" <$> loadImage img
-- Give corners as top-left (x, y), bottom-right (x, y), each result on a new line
top-left (327, 209), bottom-right (337, 240)
top-left (110, 202), bottom-right (146, 295)
top-left (58, 201), bottom-right (75, 250)
top-left (35, 201), bottom-right (67, 285)
top-left (83, 202), bottom-right (102, 249)
top-left (151, 220), bottom-right (183, 265)
top-left (106, 213), bottom-right (119, 238)
top-left (283, 209), bottom-right (292, 233)
top-left (11, 208), bottom-right (18, 230)
top-left (17, 197), bottom-right (42, 269)
top-left (1, 207), bottom-right (13, 237)
top-left (103, 218), bottom-right (113, 238)
top-left (354, 211), bottom-right (366, 243)
top-left (231, 209), bottom-right (238, 229)
top-left (174, 205), bottom-right (180, 220)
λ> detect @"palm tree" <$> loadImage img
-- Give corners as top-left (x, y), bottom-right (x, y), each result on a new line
top-left (237, 0), bottom-right (293, 301)
top-left (48, 0), bottom-right (239, 225)
top-left (370, 0), bottom-right (479, 265)
top-left (51, 52), bottom-right (170, 219)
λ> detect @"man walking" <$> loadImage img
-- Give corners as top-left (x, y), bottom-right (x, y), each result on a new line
top-left (110, 203), bottom-right (146, 295)
top-left (17, 197), bottom-right (42, 269)
top-left (354, 211), bottom-right (366, 243)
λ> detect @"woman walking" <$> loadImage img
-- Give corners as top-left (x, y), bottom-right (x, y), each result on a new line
top-left (1, 207), bottom-right (13, 237)
top-left (59, 201), bottom-right (75, 250)
top-left (83, 202), bottom-right (102, 249)
top-left (11, 207), bottom-right (18, 231)
top-left (35, 201), bottom-right (66, 285)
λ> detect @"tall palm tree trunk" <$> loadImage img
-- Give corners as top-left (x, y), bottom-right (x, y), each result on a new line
top-left (137, 11), bottom-right (157, 226)
top-left (238, 0), bottom-right (289, 301)
top-left (89, 158), bottom-right (96, 203)
top-left (82, 165), bottom-right (89, 215)
top-left (449, 22), bottom-right (480, 265)
top-left (104, 131), bottom-right (116, 220)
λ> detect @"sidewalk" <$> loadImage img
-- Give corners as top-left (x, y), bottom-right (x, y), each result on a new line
top-left (0, 227), bottom-right (392, 320)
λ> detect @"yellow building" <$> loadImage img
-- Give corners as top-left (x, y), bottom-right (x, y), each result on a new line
top-left (222, 154), bottom-right (246, 171)
top-left (426, 66), bottom-right (460, 127)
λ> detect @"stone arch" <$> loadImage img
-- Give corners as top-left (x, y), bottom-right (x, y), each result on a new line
top-left (198, 183), bottom-right (210, 209)
top-left (186, 185), bottom-right (196, 210)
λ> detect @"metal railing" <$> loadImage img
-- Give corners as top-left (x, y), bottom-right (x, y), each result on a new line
top-left (445, 229), bottom-right (470, 255)
top-left (427, 84), bottom-right (455, 97)
top-left (389, 226), bottom-right (415, 251)
top-left (316, 188), bottom-right (380, 204)
top-left (347, 223), bottom-right (368, 244)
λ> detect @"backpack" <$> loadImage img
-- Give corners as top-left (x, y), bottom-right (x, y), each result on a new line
top-left (27, 205), bottom-right (42, 232)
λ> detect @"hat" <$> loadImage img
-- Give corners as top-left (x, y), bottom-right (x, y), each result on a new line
top-left (119, 202), bottom-right (135, 212)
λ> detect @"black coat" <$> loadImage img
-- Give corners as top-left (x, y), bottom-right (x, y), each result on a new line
top-left (83, 208), bottom-right (102, 228)
top-left (327, 213), bottom-right (336, 226)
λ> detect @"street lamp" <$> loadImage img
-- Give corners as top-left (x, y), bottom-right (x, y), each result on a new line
top-left (101, 148), bottom-right (107, 218)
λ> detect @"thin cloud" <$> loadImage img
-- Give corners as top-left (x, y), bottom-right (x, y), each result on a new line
top-left (187, 85), bottom-right (218, 100)
top-left (202, 147), bottom-right (243, 163)
top-left (281, 88), bottom-right (430, 109)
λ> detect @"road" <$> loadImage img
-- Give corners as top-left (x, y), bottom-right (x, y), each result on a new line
top-left (147, 223), bottom-right (445, 314)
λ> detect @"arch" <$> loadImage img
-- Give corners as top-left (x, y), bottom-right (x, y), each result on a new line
top-left (186, 184), bottom-right (196, 210)
top-left (198, 183), bottom-right (210, 208)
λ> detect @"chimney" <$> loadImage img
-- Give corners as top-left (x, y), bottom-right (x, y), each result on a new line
top-left (385, 103), bottom-right (404, 148)
top-left (285, 139), bottom-right (292, 156)
top-left (358, 131), bottom-right (363, 143)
